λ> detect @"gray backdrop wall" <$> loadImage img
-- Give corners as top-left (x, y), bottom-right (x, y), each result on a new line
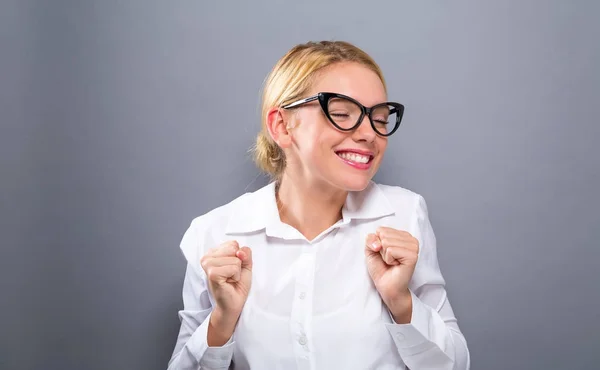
top-left (1, 1), bottom-right (599, 369)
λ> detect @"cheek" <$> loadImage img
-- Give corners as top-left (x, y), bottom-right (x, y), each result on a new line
top-left (292, 127), bottom-right (323, 162)
top-left (293, 112), bottom-right (349, 162)
top-left (295, 112), bottom-right (327, 143)
top-left (307, 122), bottom-right (343, 151)
top-left (316, 131), bottom-right (348, 155)
top-left (376, 138), bottom-right (388, 155)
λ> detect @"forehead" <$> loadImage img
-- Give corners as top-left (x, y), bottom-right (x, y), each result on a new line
top-left (308, 62), bottom-right (387, 106)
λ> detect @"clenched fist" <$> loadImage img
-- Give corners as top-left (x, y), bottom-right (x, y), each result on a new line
top-left (365, 227), bottom-right (419, 324)
top-left (200, 240), bottom-right (253, 346)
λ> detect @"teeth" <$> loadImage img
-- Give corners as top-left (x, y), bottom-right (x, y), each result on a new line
top-left (337, 152), bottom-right (370, 164)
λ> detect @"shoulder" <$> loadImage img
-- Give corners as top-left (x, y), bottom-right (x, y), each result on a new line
top-left (178, 191), bottom-right (253, 266)
top-left (373, 182), bottom-right (428, 213)
top-left (370, 182), bottom-right (433, 236)
top-left (188, 191), bottom-right (252, 234)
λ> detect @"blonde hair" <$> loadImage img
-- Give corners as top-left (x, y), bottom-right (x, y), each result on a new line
top-left (252, 40), bottom-right (387, 179)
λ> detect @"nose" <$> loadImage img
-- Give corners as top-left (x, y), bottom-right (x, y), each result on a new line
top-left (351, 114), bottom-right (377, 142)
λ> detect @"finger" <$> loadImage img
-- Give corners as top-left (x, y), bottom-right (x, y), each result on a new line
top-left (237, 246), bottom-right (253, 270)
top-left (379, 239), bottom-right (415, 265)
top-left (201, 256), bottom-right (241, 271)
top-left (376, 226), bottom-right (399, 234)
top-left (381, 246), bottom-right (419, 266)
top-left (206, 264), bottom-right (241, 283)
top-left (380, 245), bottom-right (400, 265)
top-left (377, 237), bottom-right (404, 265)
top-left (210, 241), bottom-right (240, 257)
top-left (201, 243), bottom-right (238, 268)
top-left (378, 237), bottom-right (419, 252)
top-left (365, 233), bottom-right (382, 253)
top-left (376, 227), bottom-right (412, 240)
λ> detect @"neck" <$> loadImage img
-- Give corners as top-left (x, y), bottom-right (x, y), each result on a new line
top-left (276, 174), bottom-right (347, 241)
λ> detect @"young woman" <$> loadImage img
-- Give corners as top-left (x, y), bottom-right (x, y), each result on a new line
top-left (168, 41), bottom-right (470, 370)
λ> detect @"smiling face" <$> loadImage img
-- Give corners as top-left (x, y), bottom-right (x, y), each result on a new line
top-left (281, 62), bottom-right (389, 192)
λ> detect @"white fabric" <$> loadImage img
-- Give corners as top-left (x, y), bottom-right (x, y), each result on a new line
top-left (167, 181), bottom-right (470, 370)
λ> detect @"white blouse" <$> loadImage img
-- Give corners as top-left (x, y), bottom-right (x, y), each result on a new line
top-left (167, 181), bottom-right (470, 370)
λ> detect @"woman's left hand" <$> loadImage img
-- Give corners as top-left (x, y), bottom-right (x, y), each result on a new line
top-left (365, 227), bottom-right (419, 324)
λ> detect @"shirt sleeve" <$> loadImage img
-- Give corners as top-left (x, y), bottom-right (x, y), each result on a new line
top-left (167, 223), bottom-right (235, 370)
top-left (384, 195), bottom-right (471, 370)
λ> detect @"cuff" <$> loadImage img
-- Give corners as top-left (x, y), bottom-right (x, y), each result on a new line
top-left (385, 290), bottom-right (435, 356)
top-left (188, 311), bottom-right (235, 368)
top-left (200, 341), bottom-right (235, 369)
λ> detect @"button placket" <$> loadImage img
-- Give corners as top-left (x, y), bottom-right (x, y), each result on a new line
top-left (298, 333), bottom-right (308, 345)
top-left (290, 250), bottom-right (316, 369)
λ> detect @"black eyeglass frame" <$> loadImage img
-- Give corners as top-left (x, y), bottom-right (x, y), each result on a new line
top-left (281, 92), bottom-right (404, 137)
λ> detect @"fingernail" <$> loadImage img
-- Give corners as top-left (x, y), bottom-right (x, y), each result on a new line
top-left (371, 242), bottom-right (379, 251)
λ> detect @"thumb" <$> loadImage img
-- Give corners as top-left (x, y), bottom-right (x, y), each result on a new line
top-left (238, 246), bottom-right (253, 270)
top-left (364, 233), bottom-right (387, 281)
top-left (365, 233), bottom-right (382, 254)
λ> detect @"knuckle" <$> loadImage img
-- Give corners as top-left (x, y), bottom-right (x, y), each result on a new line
top-left (200, 255), bottom-right (210, 269)
top-left (412, 238), bottom-right (420, 251)
top-left (396, 231), bottom-right (408, 239)
top-left (222, 241), bottom-right (240, 254)
top-left (224, 240), bottom-right (239, 248)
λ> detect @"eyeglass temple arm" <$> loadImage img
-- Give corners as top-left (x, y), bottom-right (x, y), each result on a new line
top-left (281, 95), bottom-right (319, 109)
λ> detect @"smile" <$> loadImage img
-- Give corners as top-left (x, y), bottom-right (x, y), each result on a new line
top-left (335, 150), bottom-right (374, 170)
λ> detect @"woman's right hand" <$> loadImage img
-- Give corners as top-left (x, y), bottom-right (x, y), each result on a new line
top-left (200, 241), bottom-right (252, 346)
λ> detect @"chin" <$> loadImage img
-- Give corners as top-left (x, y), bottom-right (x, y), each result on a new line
top-left (328, 152), bottom-right (382, 191)
top-left (334, 174), bottom-right (373, 192)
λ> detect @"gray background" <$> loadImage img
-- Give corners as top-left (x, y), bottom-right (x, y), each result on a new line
top-left (1, 0), bottom-right (599, 369)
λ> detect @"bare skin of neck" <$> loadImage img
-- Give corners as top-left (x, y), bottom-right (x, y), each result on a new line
top-left (276, 173), bottom-right (347, 241)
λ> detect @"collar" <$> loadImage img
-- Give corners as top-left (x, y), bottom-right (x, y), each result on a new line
top-left (341, 181), bottom-right (396, 222)
top-left (224, 181), bottom-right (395, 237)
top-left (224, 181), bottom-right (279, 235)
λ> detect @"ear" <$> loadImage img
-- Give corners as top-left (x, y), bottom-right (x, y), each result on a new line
top-left (265, 107), bottom-right (293, 149)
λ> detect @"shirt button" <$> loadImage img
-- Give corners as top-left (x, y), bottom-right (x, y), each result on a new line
top-left (298, 334), bottom-right (308, 345)
top-left (396, 332), bottom-right (405, 341)
top-left (299, 292), bottom-right (306, 300)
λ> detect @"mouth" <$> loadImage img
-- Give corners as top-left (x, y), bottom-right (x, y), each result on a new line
top-left (335, 150), bottom-right (375, 170)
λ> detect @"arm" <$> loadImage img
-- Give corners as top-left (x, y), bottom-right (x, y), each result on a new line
top-left (385, 195), bottom-right (470, 370)
top-left (167, 225), bottom-right (235, 370)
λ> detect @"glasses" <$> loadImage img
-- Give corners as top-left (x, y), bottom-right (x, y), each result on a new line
top-left (281, 92), bottom-right (404, 137)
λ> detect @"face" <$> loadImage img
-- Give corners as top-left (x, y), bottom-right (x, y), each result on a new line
top-left (278, 62), bottom-right (389, 192)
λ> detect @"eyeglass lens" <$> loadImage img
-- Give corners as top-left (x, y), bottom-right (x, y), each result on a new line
top-left (326, 97), bottom-right (398, 135)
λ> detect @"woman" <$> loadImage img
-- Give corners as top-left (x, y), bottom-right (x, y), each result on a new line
top-left (168, 40), bottom-right (470, 370)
